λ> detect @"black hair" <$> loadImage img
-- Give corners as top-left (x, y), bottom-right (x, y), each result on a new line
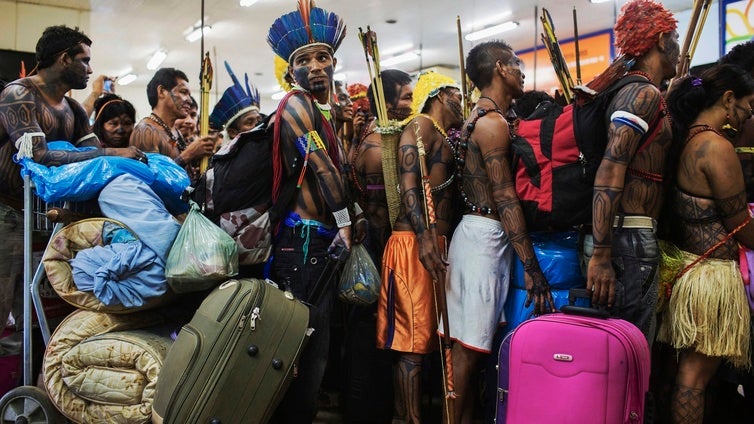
top-left (512, 90), bottom-right (555, 119)
top-left (146, 68), bottom-right (189, 108)
top-left (719, 40), bottom-right (754, 75)
top-left (92, 93), bottom-right (136, 143)
top-left (667, 63), bottom-right (754, 144)
top-left (188, 95), bottom-right (198, 109)
top-left (465, 40), bottom-right (514, 90)
top-left (368, 69), bottom-right (412, 115)
top-left (36, 25), bottom-right (92, 70)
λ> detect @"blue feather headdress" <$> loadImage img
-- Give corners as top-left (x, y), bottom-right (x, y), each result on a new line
top-left (209, 61), bottom-right (261, 130)
top-left (267, 0), bottom-right (347, 63)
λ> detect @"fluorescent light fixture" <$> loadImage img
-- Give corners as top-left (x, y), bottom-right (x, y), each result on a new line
top-left (380, 51), bottom-right (420, 67)
top-left (240, 0), bottom-right (260, 6)
top-left (381, 43), bottom-right (414, 56)
top-left (271, 91), bottom-right (286, 100)
top-left (464, 21), bottom-right (519, 41)
top-left (590, 0), bottom-right (612, 3)
top-left (186, 25), bottom-right (212, 43)
top-left (117, 74), bottom-right (137, 86)
top-left (333, 72), bottom-right (347, 82)
top-left (146, 50), bottom-right (167, 70)
top-left (469, 12), bottom-right (513, 29)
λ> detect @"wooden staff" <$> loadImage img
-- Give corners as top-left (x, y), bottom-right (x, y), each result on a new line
top-left (675, 0), bottom-right (713, 79)
top-left (456, 16), bottom-right (469, 119)
top-left (198, 51), bottom-right (213, 173)
top-left (573, 7), bottom-right (582, 86)
top-left (414, 121), bottom-right (456, 423)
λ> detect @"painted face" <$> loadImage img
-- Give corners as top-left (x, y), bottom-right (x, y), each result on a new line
top-left (174, 106), bottom-right (198, 139)
top-left (732, 95), bottom-right (754, 131)
top-left (228, 109), bottom-right (261, 138)
top-left (443, 87), bottom-right (464, 128)
top-left (60, 43), bottom-right (92, 90)
top-left (504, 54), bottom-right (526, 99)
top-left (164, 79), bottom-right (193, 120)
top-left (334, 90), bottom-right (353, 122)
top-left (662, 31), bottom-right (681, 80)
top-left (388, 83), bottom-right (413, 121)
top-left (102, 113), bottom-right (134, 148)
top-left (291, 45), bottom-right (335, 95)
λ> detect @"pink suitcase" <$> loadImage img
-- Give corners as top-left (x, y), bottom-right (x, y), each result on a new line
top-left (503, 305), bottom-right (650, 424)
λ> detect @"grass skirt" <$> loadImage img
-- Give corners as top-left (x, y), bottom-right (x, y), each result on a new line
top-left (657, 250), bottom-right (751, 369)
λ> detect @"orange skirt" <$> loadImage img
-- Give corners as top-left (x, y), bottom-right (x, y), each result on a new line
top-left (376, 231), bottom-right (438, 354)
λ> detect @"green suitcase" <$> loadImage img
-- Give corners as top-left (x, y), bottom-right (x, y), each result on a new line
top-left (152, 278), bottom-right (310, 424)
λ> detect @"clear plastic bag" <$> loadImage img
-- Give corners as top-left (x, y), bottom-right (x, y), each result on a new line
top-left (165, 201), bottom-right (238, 293)
top-left (338, 244), bottom-right (380, 305)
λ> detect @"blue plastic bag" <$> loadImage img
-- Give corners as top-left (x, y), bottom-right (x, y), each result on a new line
top-left (16, 141), bottom-right (189, 214)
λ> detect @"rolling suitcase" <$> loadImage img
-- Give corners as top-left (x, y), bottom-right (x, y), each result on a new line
top-left (499, 289), bottom-right (650, 424)
top-left (152, 278), bottom-right (310, 424)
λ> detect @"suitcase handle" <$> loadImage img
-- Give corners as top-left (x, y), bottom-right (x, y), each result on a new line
top-left (559, 288), bottom-right (610, 319)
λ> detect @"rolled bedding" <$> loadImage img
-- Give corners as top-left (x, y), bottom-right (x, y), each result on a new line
top-left (43, 309), bottom-right (176, 423)
top-left (42, 218), bottom-right (173, 312)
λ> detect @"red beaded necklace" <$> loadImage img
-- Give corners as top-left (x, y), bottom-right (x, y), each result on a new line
top-left (686, 124), bottom-right (723, 142)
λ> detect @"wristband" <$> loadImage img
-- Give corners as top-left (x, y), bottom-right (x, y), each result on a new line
top-left (333, 207), bottom-right (352, 228)
top-left (353, 202), bottom-right (364, 216)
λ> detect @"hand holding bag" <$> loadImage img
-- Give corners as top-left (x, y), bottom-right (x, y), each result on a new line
top-left (338, 244), bottom-right (380, 305)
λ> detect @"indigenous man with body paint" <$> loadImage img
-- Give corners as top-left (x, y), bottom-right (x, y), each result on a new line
top-left (0, 25), bottom-right (144, 338)
top-left (583, 0), bottom-right (679, 341)
top-left (266, 1), bottom-right (364, 422)
top-left (376, 71), bottom-right (463, 424)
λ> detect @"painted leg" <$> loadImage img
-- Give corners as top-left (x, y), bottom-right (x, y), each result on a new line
top-left (393, 353), bottom-right (423, 424)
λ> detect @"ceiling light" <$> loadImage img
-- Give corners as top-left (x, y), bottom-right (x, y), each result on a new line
top-left (185, 25), bottom-right (212, 43)
top-left (271, 91), bottom-right (286, 100)
top-left (333, 72), bottom-right (347, 82)
top-left (380, 51), bottom-right (420, 67)
top-left (590, 0), bottom-right (612, 3)
top-left (464, 21), bottom-right (519, 41)
top-left (147, 50), bottom-right (167, 70)
top-left (469, 12), bottom-right (513, 29)
top-left (381, 43), bottom-right (414, 56)
top-left (240, 0), bottom-right (260, 6)
top-left (117, 74), bottom-right (137, 86)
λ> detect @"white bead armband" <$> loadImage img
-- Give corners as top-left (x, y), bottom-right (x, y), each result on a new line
top-left (333, 207), bottom-right (352, 228)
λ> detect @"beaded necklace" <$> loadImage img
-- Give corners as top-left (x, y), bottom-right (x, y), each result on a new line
top-left (687, 124), bottom-right (723, 142)
top-left (455, 105), bottom-right (506, 216)
top-left (147, 113), bottom-right (181, 146)
top-left (415, 114), bottom-right (456, 193)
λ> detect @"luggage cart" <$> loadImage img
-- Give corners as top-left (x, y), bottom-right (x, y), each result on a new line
top-left (0, 174), bottom-right (70, 423)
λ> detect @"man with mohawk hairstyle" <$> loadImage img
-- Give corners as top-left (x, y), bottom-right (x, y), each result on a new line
top-left (266, 1), bottom-right (361, 422)
top-left (582, 0), bottom-right (678, 342)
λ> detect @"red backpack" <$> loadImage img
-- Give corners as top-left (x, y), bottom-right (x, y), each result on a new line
top-left (512, 75), bottom-right (661, 231)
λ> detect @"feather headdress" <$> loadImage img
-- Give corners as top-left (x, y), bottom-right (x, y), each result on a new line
top-left (267, 0), bottom-right (347, 64)
top-left (348, 82), bottom-right (370, 113)
top-left (209, 61), bottom-right (260, 130)
top-left (411, 71), bottom-right (460, 117)
top-left (274, 55), bottom-right (294, 92)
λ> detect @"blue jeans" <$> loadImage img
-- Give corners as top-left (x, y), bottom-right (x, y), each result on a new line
top-left (580, 226), bottom-right (660, 343)
top-left (270, 219), bottom-right (337, 423)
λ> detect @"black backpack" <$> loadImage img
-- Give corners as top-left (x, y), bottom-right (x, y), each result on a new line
top-left (511, 75), bottom-right (661, 231)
